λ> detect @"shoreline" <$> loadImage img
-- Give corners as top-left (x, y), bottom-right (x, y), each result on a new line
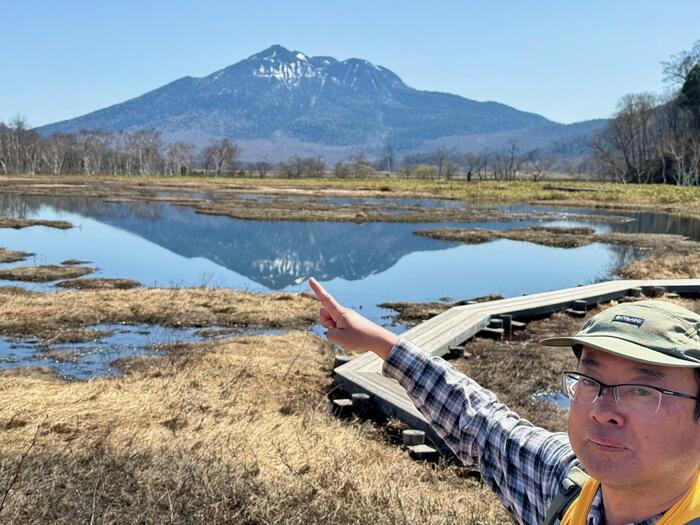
top-left (1, 175), bottom-right (700, 222)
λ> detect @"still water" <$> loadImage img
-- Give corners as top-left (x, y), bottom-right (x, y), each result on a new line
top-left (0, 192), bottom-right (695, 377)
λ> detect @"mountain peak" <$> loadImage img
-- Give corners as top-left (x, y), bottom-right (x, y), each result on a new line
top-left (36, 45), bottom-right (604, 163)
top-left (245, 45), bottom-right (317, 87)
top-left (249, 45), bottom-right (302, 62)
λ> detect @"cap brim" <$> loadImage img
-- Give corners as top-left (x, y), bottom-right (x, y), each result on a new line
top-left (541, 335), bottom-right (700, 368)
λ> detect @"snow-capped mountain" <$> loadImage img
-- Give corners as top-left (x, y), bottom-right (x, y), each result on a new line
top-left (37, 45), bottom-right (605, 161)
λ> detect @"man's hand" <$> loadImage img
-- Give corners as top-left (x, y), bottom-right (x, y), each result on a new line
top-left (308, 278), bottom-right (399, 360)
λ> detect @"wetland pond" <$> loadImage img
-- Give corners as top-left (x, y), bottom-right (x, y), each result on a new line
top-left (1, 191), bottom-right (698, 378)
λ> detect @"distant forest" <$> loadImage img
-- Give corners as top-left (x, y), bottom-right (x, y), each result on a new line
top-left (1, 42), bottom-right (698, 184)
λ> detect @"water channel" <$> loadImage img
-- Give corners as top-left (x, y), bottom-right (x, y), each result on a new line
top-left (0, 192), bottom-right (697, 378)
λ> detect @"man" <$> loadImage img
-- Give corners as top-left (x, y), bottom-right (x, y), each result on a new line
top-left (309, 278), bottom-right (700, 525)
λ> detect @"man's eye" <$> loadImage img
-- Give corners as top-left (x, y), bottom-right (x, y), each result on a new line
top-left (628, 387), bottom-right (654, 397)
top-left (579, 378), bottom-right (597, 387)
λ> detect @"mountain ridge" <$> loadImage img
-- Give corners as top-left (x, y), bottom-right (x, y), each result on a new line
top-left (37, 45), bottom-right (606, 161)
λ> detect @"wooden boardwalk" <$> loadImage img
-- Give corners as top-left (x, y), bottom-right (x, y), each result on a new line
top-left (333, 279), bottom-right (700, 439)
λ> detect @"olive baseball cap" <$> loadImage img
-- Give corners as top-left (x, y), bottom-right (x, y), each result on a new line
top-left (541, 300), bottom-right (700, 368)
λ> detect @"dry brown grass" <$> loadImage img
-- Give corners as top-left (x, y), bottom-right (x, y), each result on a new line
top-left (416, 226), bottom-right (700, 251)
top-left (60, 259), bottom-right (91, 266)
top-left (380, 294), bottom-right (503, 327)
top-left (6, 297), bottom-right (695, 523)
top-left (40, 327), bottom-right (115, 345)
top-left (0, 175), bottom-right (675, 224)
top-left (618, 252), bottom-right (700, 279)
top-left (55, 277), bottom-right (141, 290)
top-left (0, 217), bottom-right (72, 230)
top-left (0, 248), bottom-right (33, 264)
top-left (0, 265), bottom-right (94, 283)
top-left (0, 332), bottom-right (509, 524)
top-left (0, 287), bottom-right (317, 341)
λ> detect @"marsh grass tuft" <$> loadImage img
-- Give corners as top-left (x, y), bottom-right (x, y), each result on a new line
top-left (0, 248), bottom-right (33, 264)
top-left (0, 216), bottom-right (72, 230)
top-left (55, 278), bottom-right (141, 290)
top-left (618, 252), bottom-right (700, 279)
top-left (0, 265), bottom-right (94, 283)
top-left (416, 226), bottom-right (700, 251)
top-left (0, 287), bottom-right (317, 342)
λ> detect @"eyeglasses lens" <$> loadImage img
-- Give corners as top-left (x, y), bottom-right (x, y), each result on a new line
top-left (562, 373), bottom-right (662, 414)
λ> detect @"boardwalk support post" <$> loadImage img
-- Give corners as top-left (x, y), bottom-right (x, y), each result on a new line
top-left (402, 429), bottom-right (426, 446)
top-left (408, 444), bottom-right (439, 462)
top-left (351, 393), bottom-right (372, 416)
top-left (500, 314), bottom-right (513, 340)
top-left (627, 287), bottom-right (642, 297)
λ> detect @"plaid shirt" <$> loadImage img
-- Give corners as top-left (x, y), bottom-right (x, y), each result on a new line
top-left (382, 339), bottom-right (661, 525)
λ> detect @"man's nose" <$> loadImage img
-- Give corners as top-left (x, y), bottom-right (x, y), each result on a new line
top-left (589, 388), bottom-right (625, 426)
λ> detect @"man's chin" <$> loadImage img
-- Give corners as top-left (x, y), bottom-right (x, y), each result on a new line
top-left (578, 444), bottom-right (637, 484)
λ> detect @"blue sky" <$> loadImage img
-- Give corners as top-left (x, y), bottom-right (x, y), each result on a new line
top-left (1, 0), bottom-right (698, 127)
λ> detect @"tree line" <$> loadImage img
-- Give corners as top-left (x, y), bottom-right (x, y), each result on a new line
top-left (591, 40), bottom-right (700, 185)
top-left (0, 118), bottom-right (565, 181)
top-left (0, 123), bottom-right (240, 177)
top-left (269, 145), bottom-right (563, 181)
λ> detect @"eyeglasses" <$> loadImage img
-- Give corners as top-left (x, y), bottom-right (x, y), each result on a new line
top-left (561, 371), bottom-right (699, 415)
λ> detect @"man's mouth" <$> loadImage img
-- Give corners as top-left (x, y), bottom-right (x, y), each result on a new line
top-left (588, 438), bottom-right (628, 452)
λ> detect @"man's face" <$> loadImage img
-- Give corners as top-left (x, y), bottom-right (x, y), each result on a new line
top-left (567, 347), bottom-right (700, 489)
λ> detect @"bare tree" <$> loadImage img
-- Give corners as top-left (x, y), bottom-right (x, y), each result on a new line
top-left (6, 116), bottom-right (40, 174)
top-left (348, 154), bottom-right (368, 178)
top-left (165, 142), bottom-right (195, 176)
top-left (41, 133), bottom-right (76, 175)
top-left (491, 141), bottom-right (524, 180)
top-left (254, 161), bottom-right (272, 178)
top-left (381, 145), bottom-right (395, 173)
top-left (464, 151), bottom-right (489, 181)
top-left (0, 122), bottom-right (9, 174)
top-left (444, 161), bottom-right (459, 179)
top-left (126, 130), bottom-right (163, 176)
top-left (334, 161), bottom-right (351, 178)
top-left (525, 156), bottom-right (554, 182)
top-left (202, 138), bottom-right (239, 176)
top-left (591, 93), bottom-right (661, 183)
top-left (74, 130), bottom-right (110, 175)
top-left (435, 148), bottom-right (448, 178)
top-left (663, 40), bottom-right (700, 87)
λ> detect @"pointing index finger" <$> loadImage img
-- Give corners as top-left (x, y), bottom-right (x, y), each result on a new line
top-left (308, 278), bottom-right (342, 313)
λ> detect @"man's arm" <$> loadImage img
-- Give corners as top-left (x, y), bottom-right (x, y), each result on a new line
top-left (383, 338), bottom-right (576, 524)
top-left (309, 278), bottom-right (577, 525)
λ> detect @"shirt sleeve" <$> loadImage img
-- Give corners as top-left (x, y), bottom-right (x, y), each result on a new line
top-left (382, 338), bottom-right (579, 525)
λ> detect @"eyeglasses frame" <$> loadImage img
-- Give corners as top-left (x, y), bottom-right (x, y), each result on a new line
top-left (561, 370), bottom-right (699, 414)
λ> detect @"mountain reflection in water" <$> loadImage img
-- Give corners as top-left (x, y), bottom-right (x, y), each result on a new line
top-left (0, 193), bottom-right (694, 323)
